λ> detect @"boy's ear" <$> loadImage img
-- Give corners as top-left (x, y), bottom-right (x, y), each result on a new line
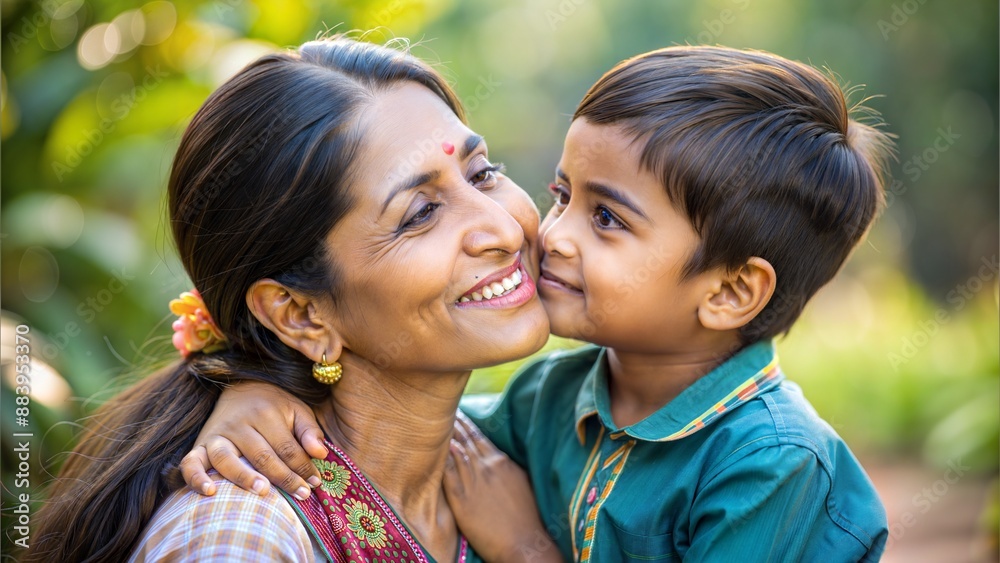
top-left (697, 257), bottom-right (776, 332)
top-left (246, 279), bottom-right (344, 363)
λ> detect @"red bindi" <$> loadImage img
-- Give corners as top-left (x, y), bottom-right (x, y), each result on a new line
top-left (441, 141), bottom-right (455, 156)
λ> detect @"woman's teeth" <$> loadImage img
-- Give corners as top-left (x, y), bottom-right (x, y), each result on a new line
top-left (459, 269), bottom-right (523, 303)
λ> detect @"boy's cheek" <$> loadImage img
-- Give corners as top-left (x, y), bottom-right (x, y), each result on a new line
top-left (541, 292), bottom-right (620, 345)
top-left (539, 294), bottom-right (584, 339)
top-left (543, 282), bottom-right (658, 347)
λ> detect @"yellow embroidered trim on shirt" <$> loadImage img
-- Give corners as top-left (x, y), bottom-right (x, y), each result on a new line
top-left (569, 426), bottom-right (604, 560)
top-left (579, 440), bottom-right (636, 563)
top-left (652, 356), bottom-right (781, 442)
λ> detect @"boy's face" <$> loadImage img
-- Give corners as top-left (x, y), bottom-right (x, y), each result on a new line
top-left (538, 119), bottom-right (718, 353)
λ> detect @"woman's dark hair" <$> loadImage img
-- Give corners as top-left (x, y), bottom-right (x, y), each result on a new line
top-left (27, 37), bottom-right (464, 563)
top-left (574, 45), bottom-right (894, 342)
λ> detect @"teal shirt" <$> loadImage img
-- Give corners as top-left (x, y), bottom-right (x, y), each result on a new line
top-left (461, 341), bottom-right (887, 562)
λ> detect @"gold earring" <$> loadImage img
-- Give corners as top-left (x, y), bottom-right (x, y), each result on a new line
top-left (312, 353), bottom-right (342, 385)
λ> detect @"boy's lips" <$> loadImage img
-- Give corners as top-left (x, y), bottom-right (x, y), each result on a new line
top-left (538, 265), bottom-right (583, 294)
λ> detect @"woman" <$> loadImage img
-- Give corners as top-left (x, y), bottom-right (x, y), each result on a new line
top-left (27, 37), bottom-right (551, 562)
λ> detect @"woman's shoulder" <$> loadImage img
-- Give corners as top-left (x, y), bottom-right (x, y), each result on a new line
top-left (129, 472), bottom-right (322, 562)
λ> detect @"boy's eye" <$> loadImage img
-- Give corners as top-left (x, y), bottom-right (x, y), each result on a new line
top-left (594, 206), bottom-right (625, 230)
top-left (549, 183), bottom-right (570, 208)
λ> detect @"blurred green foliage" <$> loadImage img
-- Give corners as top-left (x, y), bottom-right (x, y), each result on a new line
top-left (1, 0), bottom-right (997, 554)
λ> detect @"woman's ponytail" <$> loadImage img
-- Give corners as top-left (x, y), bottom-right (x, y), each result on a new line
top-left (27, 360), bottom-right (220, 562)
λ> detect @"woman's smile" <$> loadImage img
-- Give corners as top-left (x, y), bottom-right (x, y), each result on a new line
top-left (315, 81), bottom-right (549, 373)
top-left (455, 260), bottom-right (536, 309)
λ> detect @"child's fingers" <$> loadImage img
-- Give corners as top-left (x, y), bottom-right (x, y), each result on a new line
top-left (258, 436), bottom-right (321, 496)
top-left (200, 436), bottom-right (271, 496)
top-left (290, 402), bottom-right (328, 456)
top-left (453, 416), bottom-right (481, 456)
top-left (455, 411), bottom-right (484, 441)
top-left (204, 435), bottom-right (315, 500)
top-left (449, 437), bottom-right (473, 476)
top-left (455, 409), bottom-right (477, 429)
top-left (442, 450), bottom-right (465, 502)
top-left (297, 421), bottom-right (329, 463)
top-left (222, 430), bottom-right (315, 500)
top-left (288, 418), bottom-right (330, 489)
top-left (179, 444), bottom-right (217, 496)
top-left (452, 416), bottom-right (474, 450)
top-left (445, 439), bottom-right (472, 496)
top-left (456, 414), bottom-right (495, 458)
top-left (293, 412), bottom-right (328, 489)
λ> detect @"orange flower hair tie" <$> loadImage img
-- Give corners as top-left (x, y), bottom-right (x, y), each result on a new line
top-left (169, 289), bottom-right (227, 357)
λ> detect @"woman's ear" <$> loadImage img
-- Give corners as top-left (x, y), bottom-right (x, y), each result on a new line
top-left (246, 279), bottom-right (344, 363)
top-left (697, 257), bottom-right (776, 332)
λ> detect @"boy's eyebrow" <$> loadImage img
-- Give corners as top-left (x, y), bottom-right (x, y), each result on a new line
top-left (585, 181), bottom-right (650, 222)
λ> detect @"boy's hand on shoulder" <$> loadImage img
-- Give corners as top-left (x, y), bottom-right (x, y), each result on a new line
top-left (444, 412), bottom-right (563, 563)
top-left (179, 381), bottom-right (328, 500)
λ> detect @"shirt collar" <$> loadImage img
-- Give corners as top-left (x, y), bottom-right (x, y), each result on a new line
top-left (574, 340), bottom-right (783, 443)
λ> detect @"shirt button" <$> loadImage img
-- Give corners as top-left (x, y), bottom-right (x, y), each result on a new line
top-left (587, 486), bottom-right (598, 504)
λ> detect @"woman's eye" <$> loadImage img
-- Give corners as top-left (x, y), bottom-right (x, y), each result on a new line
top-left (403, 202), bottom-right (440, 230)
top-left (470, 162), bottom-right (505, 189)
top-left (594, 206), bottom-right (624, 230)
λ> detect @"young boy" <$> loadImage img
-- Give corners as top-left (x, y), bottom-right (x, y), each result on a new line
top-left (184, 46), bottom-right (892, 562)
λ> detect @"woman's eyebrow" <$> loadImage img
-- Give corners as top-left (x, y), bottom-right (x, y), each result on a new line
top-left (379, 134), bottom-right (484, 216)
top-left (460, 134), bottom-right (484, 159)
top-left (381, 170), bottom-right (441, 215)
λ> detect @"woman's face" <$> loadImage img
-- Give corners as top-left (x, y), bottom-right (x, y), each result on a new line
top-left (322, 82), bottom-right (549, 375)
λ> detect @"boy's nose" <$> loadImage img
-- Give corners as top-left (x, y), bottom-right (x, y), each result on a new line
top-left (540, 211), bottom-right (578, 259)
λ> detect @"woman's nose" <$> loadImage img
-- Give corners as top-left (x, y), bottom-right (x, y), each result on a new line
top-left (461, 191), bottom-right (526, 257)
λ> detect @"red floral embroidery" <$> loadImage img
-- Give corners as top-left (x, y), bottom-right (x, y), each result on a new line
top-left (286, 440), bottom-right (469, 562)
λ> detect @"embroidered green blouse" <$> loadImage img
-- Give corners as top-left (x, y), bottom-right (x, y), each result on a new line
top-left (461, 340), bottom-right (887, 562)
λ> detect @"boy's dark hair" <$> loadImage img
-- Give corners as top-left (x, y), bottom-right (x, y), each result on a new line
top-left (574, 45), bottom-right (894, 342)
